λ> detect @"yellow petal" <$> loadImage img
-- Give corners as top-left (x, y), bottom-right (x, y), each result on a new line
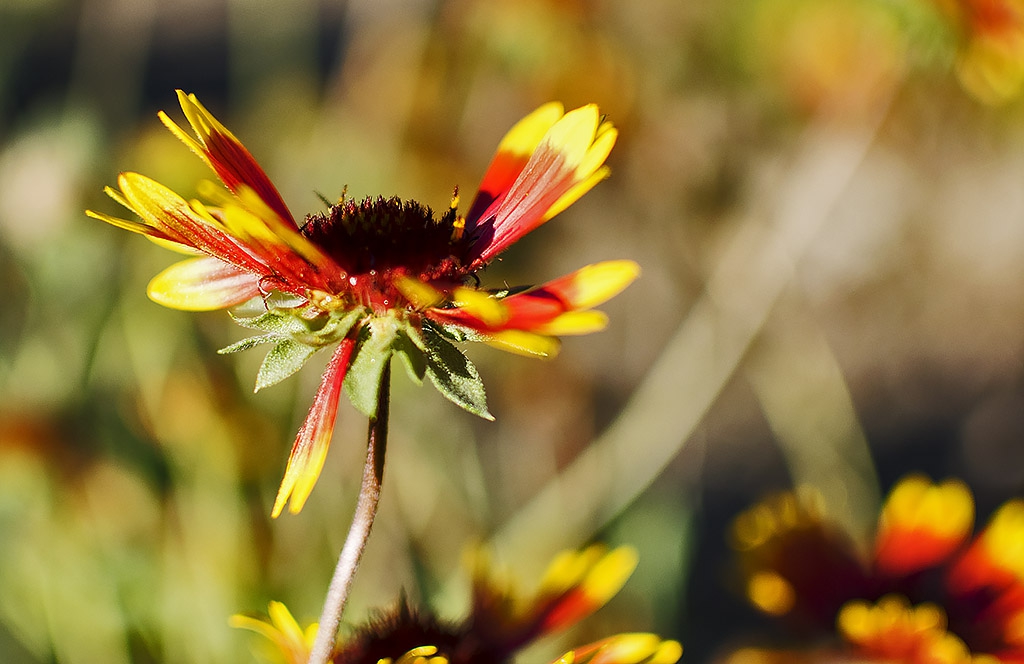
top-left (147, 257), bottom-right (260, 311)
top-left (563, 261), bottom-right (641, 310)
top-left (452, 287), bottom-right (509, 326)
top-left (496, 102), bottom-right (566, 157)
top-left (535, 311), bottom-right (609, 336)
top-left (542, 105), bottom-right (600, 172)
top-left (485, 330), bottom-right (561, 358)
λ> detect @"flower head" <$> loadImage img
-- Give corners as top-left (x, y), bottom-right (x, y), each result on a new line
top-left (728, 474), bottom-right (1024, 663)
top-left (233, 545), bottom-right (682, 664)
top-left (88, 92), bottom-right (637, 516)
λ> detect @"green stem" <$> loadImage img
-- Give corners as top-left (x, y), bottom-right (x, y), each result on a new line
top-left (307, 362), bottom-right (391, 664)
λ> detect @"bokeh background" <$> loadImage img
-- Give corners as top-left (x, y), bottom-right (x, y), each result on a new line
top-left (3, 0), bottom-right (1024, 662)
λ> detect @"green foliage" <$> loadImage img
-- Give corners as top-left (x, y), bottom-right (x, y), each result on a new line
top-left (422, 321), bottom-right (492, 421)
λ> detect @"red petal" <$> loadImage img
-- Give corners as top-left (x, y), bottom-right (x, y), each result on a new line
top-left (272, 339), bottom-right (355, 517)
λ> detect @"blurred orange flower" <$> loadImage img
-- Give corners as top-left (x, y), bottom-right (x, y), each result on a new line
top-left (729, 474), bottom-right (1024, 662)
top-left (233, 545), bottom-right (682, 664)
top-left (933, 0), bottom-right (1024, 103)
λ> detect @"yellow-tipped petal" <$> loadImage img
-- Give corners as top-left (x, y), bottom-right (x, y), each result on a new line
top-left (568, 635), bottom-right (683, 664)
top-left (592, 634), bottom-right (663, 664)
top-left (582, 547), bottom-right (640, 605)
top-left (272, 340), bottom-right (353, 517)
top-left (542, 166), bottom-right (611, 223)
top-left (145, 234), bottom-right (204, 255)
top-left (563, 261), bottom-right (641, 309)
top-left (86, 209), bottom-right (158, 237)
top-left (452, 287), bottom-right (509, 326)
top-left (536, 311), bottom-right (609, 336)
top-left (543, 105), bottom-right (600, 172)
top-left (577, 125), bottom-right (618, 179)
top-left (497, 102), bottom-right (566, 157)
top-left (485, 330), bottom-right (561, 358)
top-left (875, 475), bottom-right (975, 575)
top-left (147, 257), bottom-right (260, 311)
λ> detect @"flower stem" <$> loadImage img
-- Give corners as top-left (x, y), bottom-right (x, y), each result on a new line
top-left (307, 361), bottom-right (391, 664)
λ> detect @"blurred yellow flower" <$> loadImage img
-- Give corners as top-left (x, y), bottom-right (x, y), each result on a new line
top-left (234, 545), bottom-right (682, 664)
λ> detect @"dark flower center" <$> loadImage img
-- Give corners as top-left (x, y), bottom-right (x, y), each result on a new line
top-left (332, 601), bottom-right (511, 664)
top-left (302, 195), bottom-right (467, 283)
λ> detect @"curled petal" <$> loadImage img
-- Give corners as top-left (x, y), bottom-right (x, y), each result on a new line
top-left (147, 257), bottom-right (261, 311)
top-left (465, 105), bottom-right (617, 266)
top-left (160, 89), bottom-right (297, 227)
top-left (874, 475), bottom-right (974, 576)
top-left (272, 339), bottom-right (355, 518)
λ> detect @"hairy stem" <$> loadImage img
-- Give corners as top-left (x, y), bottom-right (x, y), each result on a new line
top-left (307, 362), bottom-right (391, 664)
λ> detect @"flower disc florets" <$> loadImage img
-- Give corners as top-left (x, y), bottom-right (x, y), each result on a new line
top-left (301, 195), bottom-right (468, 308)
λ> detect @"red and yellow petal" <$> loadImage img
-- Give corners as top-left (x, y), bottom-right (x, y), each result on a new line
top-left (465, 104), bottom-right (618, 266)
top-left (532, 261), bottom-right (641, 311)
top-left (483, 330), bottom-right (561, 358)
top-left (147, 257), bottom-right (262, 311)
top-left (950, 499), bottom-right (1024, 593)
top-left (465, 102), bottom-right (566, 225)
top-left (115, 172), bottom-right (270, 275)
top-left (564, 634), bottom-right (683, 664)
top-left (160, 90), bottom-right (297, 227)
top-left (429, 261), bottom-right (638, 341)
top-left (272, 339), bottom-right (355, 518)
top-left (874, 475), bottom-right (975, 577)
top-left (838, 596), bottom-right (981, 664)
top-left (532, 545), bottom-right (639, 636)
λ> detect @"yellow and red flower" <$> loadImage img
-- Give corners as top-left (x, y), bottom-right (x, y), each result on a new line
top-left (932, 0), bottom-right (1024, 103)
top-left (233, 545), bottom-right (682, 664)
top-left (88, 92), bottom-right (637, 517)
top-left (728, 474), bottom-right (1024, 662)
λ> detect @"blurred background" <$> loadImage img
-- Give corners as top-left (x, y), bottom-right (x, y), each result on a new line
top-left (3, 0), bottom-right (1024, 662)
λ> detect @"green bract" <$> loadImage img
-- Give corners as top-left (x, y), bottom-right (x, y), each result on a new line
top-left (219, 306), bottom-right (492, 421)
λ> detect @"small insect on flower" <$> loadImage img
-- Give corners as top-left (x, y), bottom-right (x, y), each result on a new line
top-left (87, 92), bottom-right (638, 517)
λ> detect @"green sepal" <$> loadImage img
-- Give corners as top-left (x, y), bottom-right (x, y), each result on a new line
top-left (294, 308), bottom-right (361, 348)
top-left (231, 308), bottom-right (311, 336)
top-left (421, 321), bottom-right (492, 420)
top-left (393, 322), bottom-right (427, 386)
top-left (218, 333), bottom-right (278, 355)
top-left (344, 316), bottom-right (399, 418)
top-left (255, 339), bottom-right (318, 392)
